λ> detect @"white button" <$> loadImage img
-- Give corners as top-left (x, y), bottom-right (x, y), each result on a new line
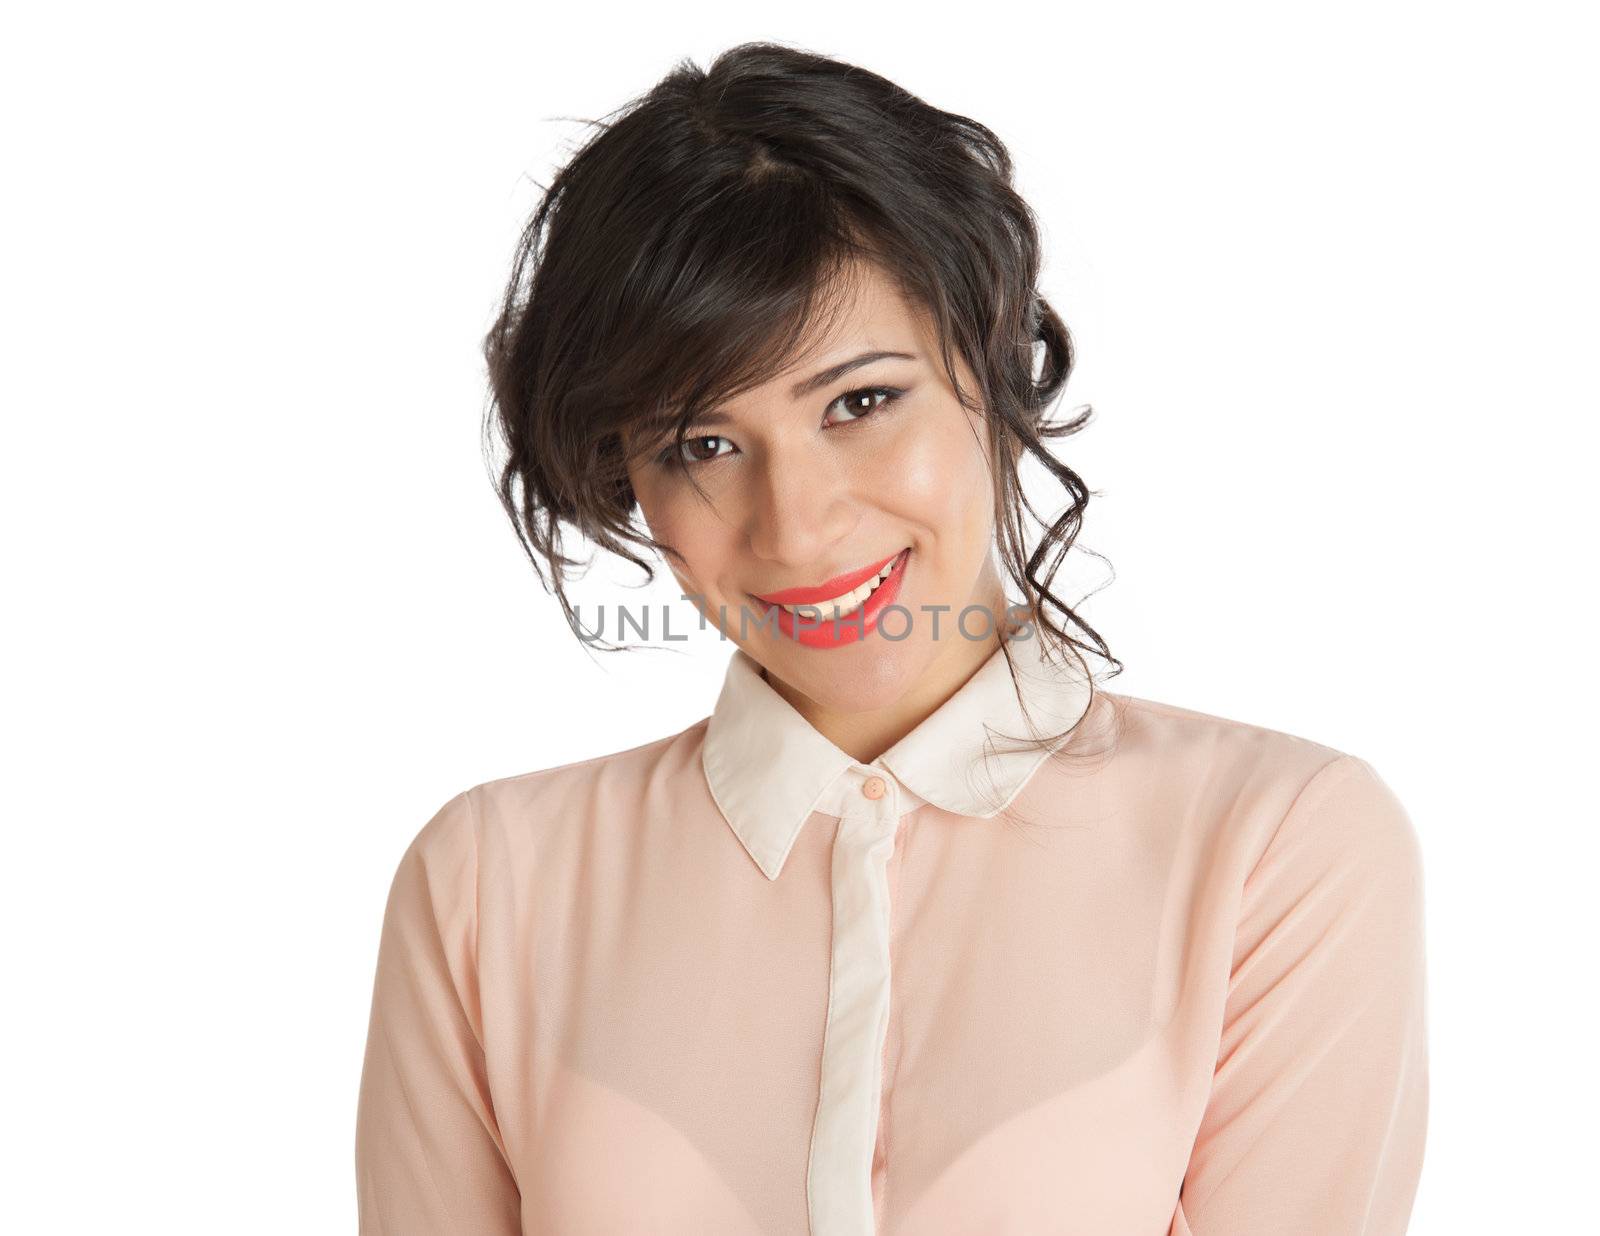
top-left (861, 776), bottom-right (886, 800)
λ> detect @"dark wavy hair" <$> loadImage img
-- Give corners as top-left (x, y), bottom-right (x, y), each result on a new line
top-left (482, 40), bottom-right (1124, 773)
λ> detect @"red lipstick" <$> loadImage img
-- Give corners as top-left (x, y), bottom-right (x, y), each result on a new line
top-left (752, 549), bottom-right (906, 606)
top-left (748, 547), bottom-right (912, 650)
top-left (752, 550), bottom-right (908, 608)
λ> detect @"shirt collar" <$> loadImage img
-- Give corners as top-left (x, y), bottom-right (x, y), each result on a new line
top-left (701, 628), bottom-right (1094, 879)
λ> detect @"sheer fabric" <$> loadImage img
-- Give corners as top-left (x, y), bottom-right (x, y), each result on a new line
top-left (356, 631), bottom-right (1428, 1233)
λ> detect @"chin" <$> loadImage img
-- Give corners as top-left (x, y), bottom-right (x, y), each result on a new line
top-left (782, 639), bottom-right (927, 711)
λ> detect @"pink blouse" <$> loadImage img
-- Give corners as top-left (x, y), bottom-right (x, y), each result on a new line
top-left (355, 629), bottom-right (1428, 1233)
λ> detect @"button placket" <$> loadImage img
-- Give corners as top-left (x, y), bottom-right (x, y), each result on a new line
top-left (808, 768), bottom-right (902, 1235)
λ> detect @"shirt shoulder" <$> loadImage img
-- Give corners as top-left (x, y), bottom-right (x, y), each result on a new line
top-left (467, 720), bottom-right (707, 816)
top-left (380, 720), bottom-right (714, 929)
top-left (1080, 690), bottom-right (1418, 881)
top-left (450, 717), bottom-right (712, 847)
top-left (1100, 690), bottom-right (1351, 772)
top-left (1091, 689), bottom-right (1377, 801)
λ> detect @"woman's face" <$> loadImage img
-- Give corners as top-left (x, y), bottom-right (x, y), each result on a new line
top-left (624, 262), bottom-right (1008, 716)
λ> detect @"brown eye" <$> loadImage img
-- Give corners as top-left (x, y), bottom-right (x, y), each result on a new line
top-left (684, 436), bottom-right (727, 463)
top-left (659, 434), bottom-right (733, 468)
top-left (824, 386), bottom-right (904, 426)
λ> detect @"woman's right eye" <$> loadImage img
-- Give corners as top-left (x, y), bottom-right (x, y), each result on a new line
top-left (659, 434), bottom-right (733, 468)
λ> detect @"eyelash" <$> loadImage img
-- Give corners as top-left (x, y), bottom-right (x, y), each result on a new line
top-left (654, 385), bottom-right (907, 470)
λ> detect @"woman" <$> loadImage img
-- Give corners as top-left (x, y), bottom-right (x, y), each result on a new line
top-left (354, 42), bottom-right (1428, 1235)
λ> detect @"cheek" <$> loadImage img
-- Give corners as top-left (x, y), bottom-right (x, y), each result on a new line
top-left (635, 488), bottom-right (734, 591)
top-left (876, 415), bottom-right (993, 538)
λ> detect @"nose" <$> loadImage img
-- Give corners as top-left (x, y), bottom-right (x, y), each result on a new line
top-left (744, 438), bottom-right (858, 567)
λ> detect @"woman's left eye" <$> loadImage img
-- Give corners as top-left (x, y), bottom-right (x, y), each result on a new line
top-left (824, 386), bottom-right (904, 426)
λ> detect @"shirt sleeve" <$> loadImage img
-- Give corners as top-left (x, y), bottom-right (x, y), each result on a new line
top-left (355, 789), bottom-right (522, 1234)
top-left (1171, 755), bottom-right (1430, 1235)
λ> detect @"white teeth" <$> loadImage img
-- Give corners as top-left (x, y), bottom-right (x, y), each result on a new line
top-left (778, 553), bottom-right (901, 620)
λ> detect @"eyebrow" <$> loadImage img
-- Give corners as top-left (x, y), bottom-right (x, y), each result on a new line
top-left (789, 349), bottom-right (916, 399)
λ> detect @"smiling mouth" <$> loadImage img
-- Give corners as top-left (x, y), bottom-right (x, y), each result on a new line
top-left (750, 547), bottom-right (911, 620)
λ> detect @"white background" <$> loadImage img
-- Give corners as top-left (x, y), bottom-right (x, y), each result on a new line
top-left (4, 2), bottom-right (1594, 1231)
